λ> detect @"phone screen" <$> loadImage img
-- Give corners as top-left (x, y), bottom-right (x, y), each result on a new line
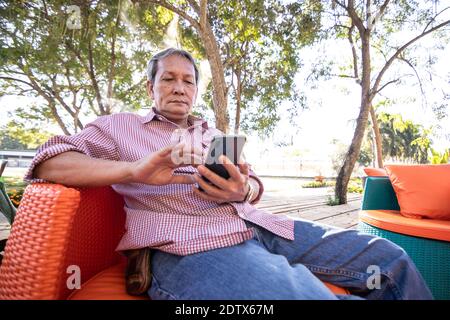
top-left (198, 135), bottom-right (246, 190)
top-left (205, 135), bottom-right (246, 166)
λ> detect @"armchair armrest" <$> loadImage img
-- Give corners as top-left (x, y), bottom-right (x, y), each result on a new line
top-left (0, 183), bottom-right (126, 299)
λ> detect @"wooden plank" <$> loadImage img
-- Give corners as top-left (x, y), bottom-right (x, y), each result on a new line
top-left (268, 198), bottom-right (361, 216)
top-left (316, 210), bottom-right (360, 229)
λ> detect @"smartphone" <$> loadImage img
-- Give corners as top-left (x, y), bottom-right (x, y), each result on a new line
top-left (198, 134), bottom-right (247, 191)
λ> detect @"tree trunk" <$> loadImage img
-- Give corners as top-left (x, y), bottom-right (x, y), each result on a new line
top-left (234, 69), bottom-right (242, 134)
top-left (198, 23), bottom-right (229, 133)
top-left (335, 32), bottom-right (372, 204)
top-left (370, 104), bottom-right (384, 167)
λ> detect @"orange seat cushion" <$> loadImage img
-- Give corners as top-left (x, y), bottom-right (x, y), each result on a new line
top-left (68, 263), bottom-right (149, 300)
top-left (68, 263), bottom-right (349, 300)
top-left (360, 210), bottom-right (450, 242)
top-left (385, 164), bottom-right (450, 220)
top-left (363, 167), bottom-right (387, 177)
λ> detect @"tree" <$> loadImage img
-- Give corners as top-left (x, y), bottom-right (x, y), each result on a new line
top-left (0, 0), bottom-right (163, 135)
top-left (365, 112), bottom-right (433, 164)
top-left (0, 121), bottom-right (53, 150)
top-left (135, 0), bottom-right (320, 133)
top-left (324, 0), bottom-right (450, 204)
top-left (208, 0), bottom-right (320, 134)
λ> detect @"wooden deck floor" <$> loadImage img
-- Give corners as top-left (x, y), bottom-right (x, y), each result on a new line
top-left (256, 193), bottom-right (362, 230)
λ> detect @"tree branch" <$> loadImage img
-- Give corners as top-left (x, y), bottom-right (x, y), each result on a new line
top-left (0, 76), bottom-right (34, 88)
top-left (106, 2), bottom-right (122, 114)
top-left (335, 0), bottom-right (365, 34)
top-left (371, 18), bottom-right (450, 98)
top-left (347, 21), bottom-right (360, 81)
top-left (422, 6), bottom-right (450, 34)
top-left (398, 55), bottom-right (426, 108)
top-left (87, 38), bottom-right (106, 114)
top-left (200, 0), bottom-right (207, 29)
top-left (143, 0), bottom-right (200, 29)
top-left (374, 78), bottom-right (401, 95)
top-left (370, 0), bottom-right (390, 29)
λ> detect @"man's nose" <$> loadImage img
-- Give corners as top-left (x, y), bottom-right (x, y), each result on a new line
top-left (172, 80), bottom-right (185, 95)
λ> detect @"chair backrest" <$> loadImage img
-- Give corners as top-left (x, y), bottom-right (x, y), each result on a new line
top-left (59, 185), bottom-right (126, 299)
top-left (362, 177), bottom-right (400, 211)
top-left (0, 183), bottom-right (126, 299)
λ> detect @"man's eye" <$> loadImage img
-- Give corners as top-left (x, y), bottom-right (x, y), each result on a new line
top-left (184, 80), bottom-right (194, 85)
top-left (162, 78), bottom-right (173, 81)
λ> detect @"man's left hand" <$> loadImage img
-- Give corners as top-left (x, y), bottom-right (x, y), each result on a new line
top-left (192, 155), bottom-right (250, 203)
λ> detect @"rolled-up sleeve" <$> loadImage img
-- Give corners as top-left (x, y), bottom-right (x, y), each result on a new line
top-left (25, 116), bottom-right (119, 183)
top-left (248, 165), bottom-right (264, 204)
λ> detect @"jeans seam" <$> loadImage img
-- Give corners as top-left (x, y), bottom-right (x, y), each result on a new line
top-left (150, 273), bottom-right (178, 300)
top-left (303, 263), bottom-right (366, 281)
top-left (380, 270), bottom-right (404, 300)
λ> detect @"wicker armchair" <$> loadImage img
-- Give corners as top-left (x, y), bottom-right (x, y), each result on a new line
top-left (358, 177), bottom-right (450, 300)
top-left (0, 183), bottom-right (347, 300)
top-left (0, 183), bottom-right (137, 299)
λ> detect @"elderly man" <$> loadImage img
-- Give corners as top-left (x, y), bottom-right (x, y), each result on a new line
top-left (26, 48), bottom-right (433, 300)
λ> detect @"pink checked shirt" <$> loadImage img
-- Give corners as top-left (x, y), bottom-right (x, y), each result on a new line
top-left (25, 108), bottom-right (294, 255)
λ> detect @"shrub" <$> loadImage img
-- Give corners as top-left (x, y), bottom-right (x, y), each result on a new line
top-left (1, 176), bottom-right (28, 208)
top-left (302, 181), bottom-right (335, 188)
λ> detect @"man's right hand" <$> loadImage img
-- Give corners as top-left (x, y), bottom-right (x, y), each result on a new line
top-left (34, 142), bottom-right (204, 187)
top-left (130, 142), bottom-right (204, 186)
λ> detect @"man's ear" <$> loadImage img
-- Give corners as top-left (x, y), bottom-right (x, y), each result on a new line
top-left (146, 80), bottom-right (154, 99)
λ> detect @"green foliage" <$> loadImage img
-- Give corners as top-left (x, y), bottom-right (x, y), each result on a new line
top-left (376, 112), bottom-right (433, 163)
top-left (302, 181), bottom-right (335, 188)
top-left (0, 176), bottom-right (27, 208)
top-left (0, 0), bottom-right (164, 134)
top-left (204, 0), bottom-right (322, 134)
top-left (428, 148), bottom-right (449, 164)
top-left (347, 178), bottom-right (363, 194)
top-left (326, 195), bottom-right (340, 206)
top-left (0, 121), bottom-right (52, 150)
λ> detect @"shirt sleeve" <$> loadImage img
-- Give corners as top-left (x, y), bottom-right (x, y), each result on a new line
top-left (248, 165), bottom-right (264, 204)
top-left (24, 116), bottom-right (119, 183)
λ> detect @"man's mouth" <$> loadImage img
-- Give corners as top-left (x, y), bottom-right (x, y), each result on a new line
top-left (169, 100), bottom-right (188, 105)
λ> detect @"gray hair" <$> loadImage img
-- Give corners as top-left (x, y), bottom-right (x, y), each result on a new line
top-left (146, 48), bottom-right (199, 84)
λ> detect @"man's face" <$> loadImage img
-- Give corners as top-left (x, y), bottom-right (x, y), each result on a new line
top-left (147, 54), bottom-right (198, 125)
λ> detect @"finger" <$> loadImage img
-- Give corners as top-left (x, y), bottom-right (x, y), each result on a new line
top-left (220, 155), bottom-right (244, 181)
top-left (186, 145), bottom-right (205, 165)
top-left (159, 143), bottom-right (177, 157)
top-left (170, 173), bottom-right (196, 185)
top-left (180, 152), bottom-right (204, 166)
top-left (192, 185), bottom-right (225, 203)
top-left (169, 142), bottom-right (186, 165)
top-left (186, 145), bottom-right (204, 158)
top-left (238, 162), bottom-right (249, 177)
top-left (197, 165), bottom-right (229, 190)
top-left (193, 173), bottom-right (225, 198)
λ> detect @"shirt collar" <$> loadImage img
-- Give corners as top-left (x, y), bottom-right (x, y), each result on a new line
top-left (140, 107), bottom-right (209, 129)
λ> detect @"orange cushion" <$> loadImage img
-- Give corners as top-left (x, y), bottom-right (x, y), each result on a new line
top-left (67, 263), bottom-right (349, 299)
top-left (68, 263), bottom-right (149, 300)
top-left (360, 210), bottom-right (450, 241)
top-left (385, 164), bottom-right (450, 220)
top-left (363, 167), bottom-right (387, 177)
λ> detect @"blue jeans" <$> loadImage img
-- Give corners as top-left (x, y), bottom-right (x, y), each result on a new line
top-left (148, 218), bottom-right (433, 300)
